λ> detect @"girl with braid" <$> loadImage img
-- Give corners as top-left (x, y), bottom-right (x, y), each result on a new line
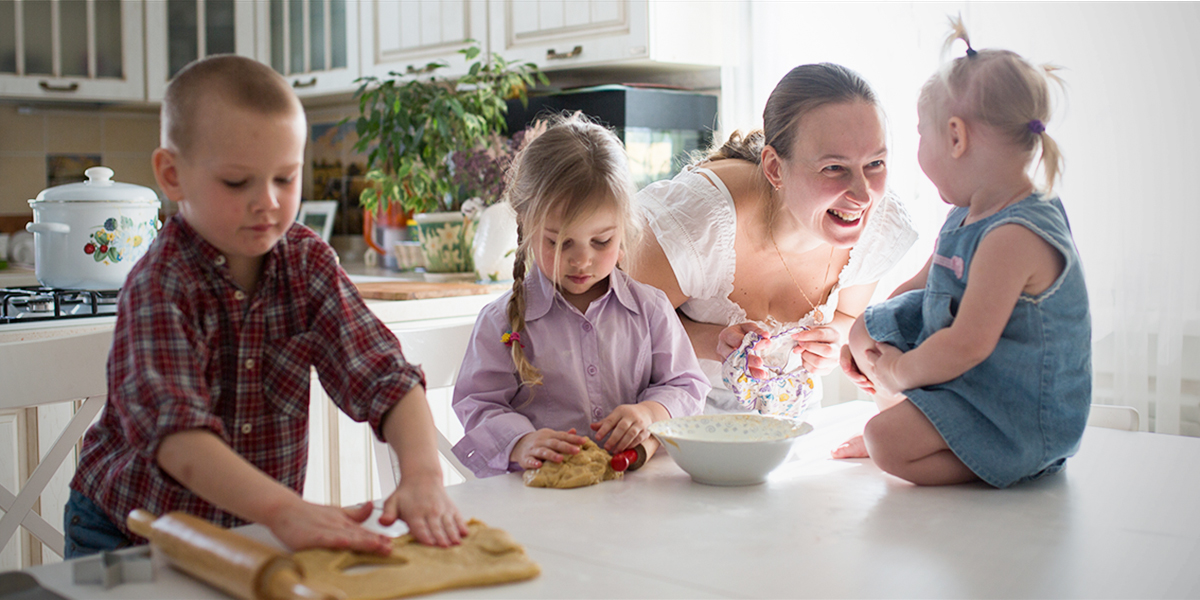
top-left (451, 114), bottom-right (709, 478)
top-left (841, 17), bottom-right (1091, 487)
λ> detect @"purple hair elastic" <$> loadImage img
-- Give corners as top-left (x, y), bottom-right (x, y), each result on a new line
top-left (966, 47), bottom-right (978, 58)
top-left (1027, 120), bottom-right (1046, 134)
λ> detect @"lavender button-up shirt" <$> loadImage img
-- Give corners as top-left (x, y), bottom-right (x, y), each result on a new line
top-left (452, 264), bottom-right (710, 477)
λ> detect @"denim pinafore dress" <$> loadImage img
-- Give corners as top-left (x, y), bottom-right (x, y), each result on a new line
top-left (864, 194), bottom-right (1091, 488)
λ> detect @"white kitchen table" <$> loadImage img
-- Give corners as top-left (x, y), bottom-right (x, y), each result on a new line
top-left (18, 401), bottom-right (1200, 599)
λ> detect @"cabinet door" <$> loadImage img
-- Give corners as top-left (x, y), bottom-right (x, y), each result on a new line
top-left (487, 0), bottom-right (648, 70)
top-left (359, 0), bottom-right (487, 81)
top-left (256, 0), bottom-right (360, 98)
top-left (145, 0), bottom-right (258, 102)
top-left (0, 0), bottom-right (145, 102)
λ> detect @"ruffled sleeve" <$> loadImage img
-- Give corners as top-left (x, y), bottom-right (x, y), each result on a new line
top-left (637, 168), bottom-right (738, 302)
top-left (839, 190), bottom-right (919, 288)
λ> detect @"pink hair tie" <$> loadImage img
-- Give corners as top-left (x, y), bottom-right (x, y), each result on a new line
top-left (1028, 120), bottom-right (1046, 134)
top-left (502, 331), bottom-right (524, 348)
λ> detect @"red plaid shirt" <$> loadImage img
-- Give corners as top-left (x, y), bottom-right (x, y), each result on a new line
top-left (71, 215), bottom-right (424, 539)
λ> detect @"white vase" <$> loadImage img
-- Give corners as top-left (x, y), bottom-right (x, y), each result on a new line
top-left (472, 203), bottom-right (519, 282)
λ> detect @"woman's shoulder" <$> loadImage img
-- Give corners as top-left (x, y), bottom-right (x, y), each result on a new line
top-left (841, 191), bottom-right (920, 286)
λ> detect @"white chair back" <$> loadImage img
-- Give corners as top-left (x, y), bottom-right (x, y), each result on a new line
top-left (1087, 404), bottom-right (1140, 432)
top-left (374, 318), bottom-right (478, 493)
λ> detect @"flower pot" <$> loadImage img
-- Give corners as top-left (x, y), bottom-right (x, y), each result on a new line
top-left (472, 203), bottom-right (518, 282)
top-left (413, 212), bottom-right (477, 275)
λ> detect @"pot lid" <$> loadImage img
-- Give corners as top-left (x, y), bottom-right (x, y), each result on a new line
top-left (32, 166), bottom-right (160, 203)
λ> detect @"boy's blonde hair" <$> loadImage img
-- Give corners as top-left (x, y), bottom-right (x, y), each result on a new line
top-left (161, 55), bottom-right (303, 154)
top-left (921, 16), bottom-right (1065, 190)
top-left (503, 113), bottom-right (643, 388)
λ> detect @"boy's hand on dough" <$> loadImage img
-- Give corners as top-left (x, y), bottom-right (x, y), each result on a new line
top-left (381, 475), bottom-right (469, 548)
top-left (265, 498), bottom-right (394, 556)
top-left (511, 428), bottom-right (586, 470)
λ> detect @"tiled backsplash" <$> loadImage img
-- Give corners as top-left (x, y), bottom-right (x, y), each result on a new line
top-left (0, 104), bottom-right (161, 218)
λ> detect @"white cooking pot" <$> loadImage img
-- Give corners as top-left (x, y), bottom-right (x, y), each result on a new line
top-left (26, 166), bottom-right (161, 290)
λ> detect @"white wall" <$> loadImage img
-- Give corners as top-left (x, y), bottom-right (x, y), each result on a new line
top-left (728, 2), bottom-right (1200, 431)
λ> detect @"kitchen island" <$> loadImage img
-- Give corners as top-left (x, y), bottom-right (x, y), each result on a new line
top-left (18, 401), bottom-right (1200, 599)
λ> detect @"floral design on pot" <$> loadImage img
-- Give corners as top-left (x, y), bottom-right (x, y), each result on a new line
top-left (83, 216), bottom-right (158, 264)
top-left (414, 211), bottom-right (478, 274)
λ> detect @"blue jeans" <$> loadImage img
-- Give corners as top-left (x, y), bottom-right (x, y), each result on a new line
top-left (63, 489), bottom-right (131, 558)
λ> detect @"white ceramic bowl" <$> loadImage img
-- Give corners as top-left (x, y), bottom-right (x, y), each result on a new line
top-left (650, 414), bottom-right (813, 486)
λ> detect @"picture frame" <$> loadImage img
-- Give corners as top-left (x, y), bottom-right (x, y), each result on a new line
top-left (297, 201), bottom-right (338, 243)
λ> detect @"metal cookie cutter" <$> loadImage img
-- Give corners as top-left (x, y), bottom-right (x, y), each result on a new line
top-left (71, 547), bottom-right (154, 589)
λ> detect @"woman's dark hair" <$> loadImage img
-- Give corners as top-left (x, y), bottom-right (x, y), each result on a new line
top-left (704, 63), bottom-right (879, 164)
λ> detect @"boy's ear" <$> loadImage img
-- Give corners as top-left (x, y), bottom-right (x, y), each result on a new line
top-left (152, 147), bottom-right (185, 203)
top-left (947, 117), bottom-right (969, 159)
top-left (760, 144), bottom-right (785, 190)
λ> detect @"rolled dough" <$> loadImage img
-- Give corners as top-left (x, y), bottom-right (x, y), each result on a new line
top-left (291, 520), bottom-right (539, 600)
top-left (522, 439), bottom-right (623, 489)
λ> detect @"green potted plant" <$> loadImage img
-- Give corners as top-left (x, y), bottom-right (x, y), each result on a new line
top-left (349, 43), bottom-right (546, 275)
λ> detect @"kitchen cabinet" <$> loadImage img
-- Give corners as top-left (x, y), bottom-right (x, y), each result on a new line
top-left (144, 0), bottom-right (259, 102)
top-left (487, 0), bottom-right (727, 71)
top-left (255, 0), bottom-right (360, 98)
top-left (358, 0), bottom-right (489, 81)
top-left (0, 0), bottom-right (145, 102)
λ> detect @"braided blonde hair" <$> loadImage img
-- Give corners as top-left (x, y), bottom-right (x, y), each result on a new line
top-left (922, 15), bottom-right (1066, 190)
top-left (503, 112), bottom-right (642, 388)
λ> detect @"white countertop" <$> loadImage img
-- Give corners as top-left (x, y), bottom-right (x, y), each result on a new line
top-left (22, 401), bottom-right (1200, 599)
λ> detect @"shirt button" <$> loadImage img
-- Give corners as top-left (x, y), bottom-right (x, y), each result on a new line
top-left (234, 291), bottom-right (246, 301)
top-left (241, 423), bottom-right (253, 434)
top-left (214, 255), bottom-right (226, 266)
top-left (587, 365), bottom-right (597, 376)
top-left (244, 358), bottom-right (255, 370)
top-left (582, 322), bottom-right (592, 332)
top-left (593, 407), bottom-right (603, 419)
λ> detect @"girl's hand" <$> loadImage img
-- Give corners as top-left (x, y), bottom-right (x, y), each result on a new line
top-left (591, 403), bottom-right (657, 454)
top-left (379, 475), bottom-right (469, 548)
top-left (789, 326), bottom-right (844, 375)
top-left (840, 344), bottom-right (877, 395)
top-left (510, 428), bottom-right (587, 470)
top-left (263, 498), bottom-right (394, 556)
top-left (718, 321), bottom-right (770, 378)
top-left (865, 342), bottom-right (905, 397)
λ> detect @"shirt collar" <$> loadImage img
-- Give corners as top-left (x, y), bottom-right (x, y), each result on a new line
top-left (172, 214), bottom-right (284, 288)
top-left (523, 261), bottom-right (640, 321)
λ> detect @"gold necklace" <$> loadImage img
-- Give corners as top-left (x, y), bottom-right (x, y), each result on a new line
top-left (769, 230), bottom-right (835, 324)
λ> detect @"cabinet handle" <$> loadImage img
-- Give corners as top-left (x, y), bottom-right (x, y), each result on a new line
top-left (38, 81), bottom-right (79, 92)
top-left (292, 77), bottom-right (318, 88)
top-left (546, 45), bottom-right (583, 60)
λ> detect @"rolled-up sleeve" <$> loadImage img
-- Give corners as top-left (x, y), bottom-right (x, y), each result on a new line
top-left (635, 291), bottom-right (710, 417)
top-left (451, 300), bottom-right (536, 477)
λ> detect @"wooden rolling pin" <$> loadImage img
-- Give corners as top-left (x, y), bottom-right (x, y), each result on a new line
top-left (127, 509), bottom-right (344, 600)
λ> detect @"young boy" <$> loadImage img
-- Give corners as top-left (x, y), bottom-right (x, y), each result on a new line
top-left (64, 55), bottom-right (467, 558)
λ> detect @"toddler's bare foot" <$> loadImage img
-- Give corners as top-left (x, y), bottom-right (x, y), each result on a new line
top-left (832, 434), bottom-right (869, 459)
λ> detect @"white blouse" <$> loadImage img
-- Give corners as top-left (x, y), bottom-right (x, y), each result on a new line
top-left (638, 166), bottom-right (919, 402)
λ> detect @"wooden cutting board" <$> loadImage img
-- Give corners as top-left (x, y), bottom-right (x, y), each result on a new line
top-left (355, 281), bottom-right (509, 300)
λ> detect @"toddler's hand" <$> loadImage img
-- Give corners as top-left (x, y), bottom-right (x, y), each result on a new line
top-left (719, 321), bottom-right (769, 378)
top-left (865, 342), bottom-right (905, 397)
top-left (790, 326), bottom-right (843, 375)
top-left (591, 403), bottom-right (656, 454)
top-left (379, 474), bottom-right (469, 548)
top-left (264, 498), bottom-right (393, 556)
top-left (840, 344), bottom-right (876, 395)
top-left (511, 428), bottom-right (586, 470)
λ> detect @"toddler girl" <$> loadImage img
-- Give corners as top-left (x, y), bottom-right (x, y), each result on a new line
top-left (452, 115), bottom-right (710, 478)
top-left (841, 18), bottom-right (1091, 487)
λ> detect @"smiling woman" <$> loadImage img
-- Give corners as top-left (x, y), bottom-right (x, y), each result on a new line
top-left (630, 63), bottom-right (918, 420)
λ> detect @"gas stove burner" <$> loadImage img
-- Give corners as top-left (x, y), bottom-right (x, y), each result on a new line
top-left (0, 286), bottom-right (120, 324)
